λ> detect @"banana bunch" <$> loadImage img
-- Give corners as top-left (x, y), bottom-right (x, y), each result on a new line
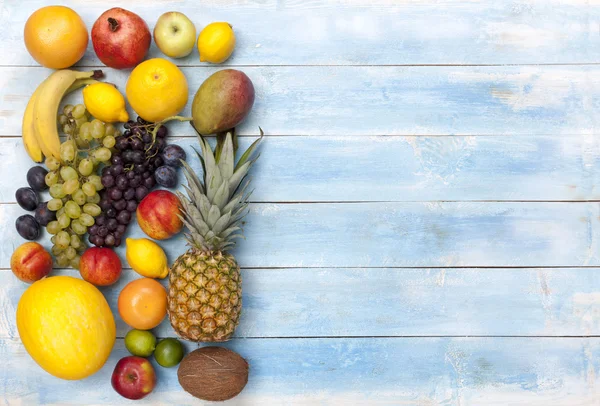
top-left (22, 69), bottom-right (103, 162)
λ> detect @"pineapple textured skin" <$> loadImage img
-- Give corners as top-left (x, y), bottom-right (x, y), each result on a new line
top-left (168, 129), bottom-right (261, 342)
top-left (168, 248), bottom-right (241, 342)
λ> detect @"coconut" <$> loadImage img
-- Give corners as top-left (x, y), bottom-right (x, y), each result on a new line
top-left (178, 346), bottom-right (249, 401)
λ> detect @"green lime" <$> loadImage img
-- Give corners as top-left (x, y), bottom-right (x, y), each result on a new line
top-left (124, 329), bottom-right (156, 357)
top-left (154, 338), bottom-right (185, 367)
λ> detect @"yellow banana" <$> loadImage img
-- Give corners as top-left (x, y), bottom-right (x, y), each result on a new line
top-left (67, 78), bottom-right (100, 94)
top-left (33, 70), bottom-right (101, 160)
top-left (22, 83), bottom-right (44, 162)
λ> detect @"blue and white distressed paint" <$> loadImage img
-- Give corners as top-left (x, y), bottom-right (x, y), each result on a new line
top-left (1, 0), bottom-right (600, 404)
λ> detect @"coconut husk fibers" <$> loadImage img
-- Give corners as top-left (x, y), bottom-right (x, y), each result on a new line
top-left (178, 346), bottom-right (249, 401)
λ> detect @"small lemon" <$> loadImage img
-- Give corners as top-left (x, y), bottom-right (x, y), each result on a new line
top-left (126, 58), bottom-right (189, 122)
top-left (126, 238), bottom-right (169, 279)
top-left (198, 22), bottom-right (236, 63)
top-left (82, 83), bottom-right (129, 123)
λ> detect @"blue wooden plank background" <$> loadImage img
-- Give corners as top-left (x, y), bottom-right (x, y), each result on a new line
top-left (2, 0), bottom-right (600, 404)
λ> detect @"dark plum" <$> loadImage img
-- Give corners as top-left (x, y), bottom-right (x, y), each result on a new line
top-left (27, 166), bottom-right (49, 191)
top-left (161, 145), bottom-right (186, 167)
top-left (154, 166), bottom-right (178, 188)
top-left (16, 187), bottom-right (39, 211)
top-left (35, 202), bottom-right (56, 226)
top-left (16, 214), bottom-right (40, 240)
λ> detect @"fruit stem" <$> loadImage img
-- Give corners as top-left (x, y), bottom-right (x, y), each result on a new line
top-left (149, 116), bottom-right (193, 144)
top-left (92, 70), bottom-right (104, 79)
top-left (107, 18), bottom-right (119, 32)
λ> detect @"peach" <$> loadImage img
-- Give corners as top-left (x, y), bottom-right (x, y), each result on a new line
top-left (136, 190), bottom-right (183, 240)
top-left (80, 247), bottom-right (122, 286)
top-left (10, 242), bottom-right (52, 283)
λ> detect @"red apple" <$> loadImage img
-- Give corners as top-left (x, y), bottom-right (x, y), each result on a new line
top-left (137, 190), bottom-right (183, 240)
top-left (111, 356), bottom-right (156, 400)
top-left (91, 8), bottom-right (151, 69)
top-left (10, 242), bottom-right (52, 283)
top-left (79, 247), bottom-right (122, 286)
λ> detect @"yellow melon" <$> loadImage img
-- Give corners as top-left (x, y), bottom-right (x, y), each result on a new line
top-left (16, 276), bottom-right (116, 380)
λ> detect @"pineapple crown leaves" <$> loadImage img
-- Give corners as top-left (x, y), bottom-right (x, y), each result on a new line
top-left (178, 126), bottom-right (263, 252)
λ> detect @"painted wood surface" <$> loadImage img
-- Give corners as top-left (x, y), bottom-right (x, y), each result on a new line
top-left (2, 0), bottom-right (600, 404)
top-left (1, 65), bottom-right (600, 137)
top-left (2, 337), bottom-right (600, 405)
top-left (3, 267), bottom-right (600, 339)
top-left (2, 135), bottom-right (600, 202)
top-left (2, 0), bottom-right (600, 66)
top-left (2, 202), bottom-right (600, 269)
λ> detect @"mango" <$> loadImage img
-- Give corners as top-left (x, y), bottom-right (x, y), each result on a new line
top-left (191, 69), bottom-right (255, 135)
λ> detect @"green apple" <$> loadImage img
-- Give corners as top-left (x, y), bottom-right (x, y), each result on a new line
top-left (153, 12), bottom-right (196, 58)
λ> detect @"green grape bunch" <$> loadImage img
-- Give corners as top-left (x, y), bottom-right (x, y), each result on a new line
top-left (44, 103), bottom-right (121, 269)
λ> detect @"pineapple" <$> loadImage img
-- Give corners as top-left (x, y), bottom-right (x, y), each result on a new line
top-left (168, 129), bottom-right (261, 342)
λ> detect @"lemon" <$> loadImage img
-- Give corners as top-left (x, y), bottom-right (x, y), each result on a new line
top-left (82, 83), bottom-right (129, 123)
top-left (126, 238), bottom-right (169, 279)
top-left (198, 22), bottom-right (236, 63)
top-left (126, 58), bottom-right (189, 122)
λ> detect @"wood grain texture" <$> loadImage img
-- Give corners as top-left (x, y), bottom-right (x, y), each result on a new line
top-left (2, 337), bottom-right (600, 405)
top-left (2, 202), bottom-right (599, 269)
top-left (1, 65), bottom-right (600, 137)
top-left (2, 267), bottom-right (600, 339)
top-left (2, 134), bottom-right (600, 203)
top-left (2, 0), bottom-right (599, 403)
top-left (2, 0), bottom-right (600, 66)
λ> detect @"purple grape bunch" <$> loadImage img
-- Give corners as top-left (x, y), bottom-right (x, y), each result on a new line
top-left (89, 117), bottom-right (185, 247)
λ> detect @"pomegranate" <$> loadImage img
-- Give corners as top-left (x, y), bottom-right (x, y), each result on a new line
top-left (92, 8), bottom-right (151, 69)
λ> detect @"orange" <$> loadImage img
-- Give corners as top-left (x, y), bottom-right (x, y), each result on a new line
top-left (126, 58), bottom-right (188, 122)
top-left (24, 6), bottom-right (88, 69)
top-left (118, 278), bottom-right (167, 330)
